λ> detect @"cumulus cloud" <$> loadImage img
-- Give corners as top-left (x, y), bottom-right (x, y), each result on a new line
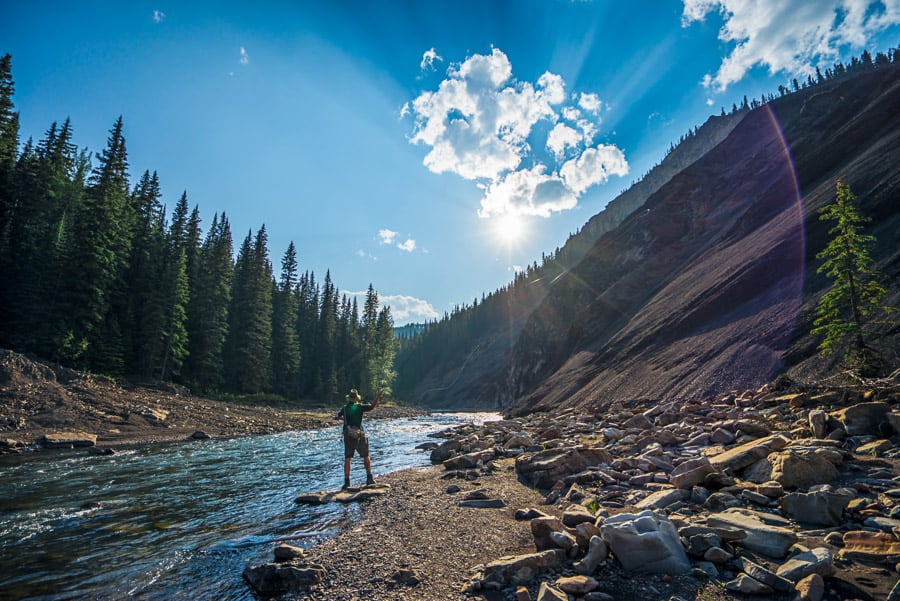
top-left (345, 291), bottom-right (439, 323)
top-left (380, 294), bottom-right (439, 323)
top-left (420, 48), bottom-right (443, 70)
top-left (239, 47), bottom-right (249, 65)
top-left (378, 229), bottom-right (398, 245)
top-left (397, 238), bottom-right (416, 252)
top-left (682, 0), bottom-right (900, 91)
top-left (407, 48), bottom-right (628, 219)
top-left (152, 10), bottom-right (165, 23)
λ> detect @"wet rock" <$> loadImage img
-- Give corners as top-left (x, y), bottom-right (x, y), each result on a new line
top-left (599, 510), bottom-right (691, 574)
top-left (556, 574), bottom-right (599, 595)
top-left (839, 530), bottom-right (900, 564)
top-left (708, 434), bottom-right (790, 473)
top-left (574, 535), bottom-right (608, 574)
top-left (273, 544), bottom-right (307, 562)
top-left (775, 547), bottom-right (835, 582)
top-left (779, 487), bottom-right (853, 526)
top-left (294, 484), bottom-right (391, 505)
top-left (744, 447), bottom-right (841, 489)
top-left (795, 573), bottom-right (825, 601)
top-left (243, 562), bottom-right (326, 594)
top-left (516, 447), bottom-right (614, 489)
top-left (430, 439), bottom-right (460, 463)
top-left (190, 430), bottom-right (210, 440)
top-left (706, 508), bottom-right (798, 558)
top-left (88, 446), bottom-right (115, 455)
top-left (40, 432), bottom-right (97, 448)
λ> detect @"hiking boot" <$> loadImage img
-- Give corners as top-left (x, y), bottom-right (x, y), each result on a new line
top-left (366, 473), bottom-right (375, 486)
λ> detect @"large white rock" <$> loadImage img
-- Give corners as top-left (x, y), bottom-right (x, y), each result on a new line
top-left (599, 510), bottom-right (691, 574)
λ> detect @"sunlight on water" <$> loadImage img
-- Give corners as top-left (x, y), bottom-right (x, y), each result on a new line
top-left (0, 413), bottom-right (498, 600)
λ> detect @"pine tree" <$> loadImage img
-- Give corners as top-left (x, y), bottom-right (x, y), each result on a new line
top-left (296, 271), bottom-right (319, 396)
top-left (0, 53), bottom-right (18, 247)
top-left (61, 116), bottom-right (133, 371)
top-left (187, 213), bottom-right (232, 391)
top-left (271, 241), bottom-right (301, 397)
top-left (811, 181), bottom-right (888, 375)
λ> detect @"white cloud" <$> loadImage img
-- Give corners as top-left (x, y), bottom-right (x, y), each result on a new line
top-left (378, 229), bottom-right (398, 245)
top-left (706, 97), bottom-right (715, 106)
top-left (578, 92), bottom-right (602, 113)
top-left (560, 145), bottom-right (629, 195)
top-left (546, 123), bottom-right (582, 160)
top-left (152, 10), bottom-right (165, 24)
top-left (344, 291), bottom-right (439, 323)
top-left (420, 48), bottom-right (443, 70)
top-left (682, 0), bottom-right (900, 91)
top-left (397, 238), bottom-right (416, 252)
top-left (407, 47), bottom-right (627, 220)
top-left (239, 47), bottom-right (249, 65)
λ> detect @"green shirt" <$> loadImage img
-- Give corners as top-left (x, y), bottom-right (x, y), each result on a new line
top-left (339, 401), bottom-right (373, 430)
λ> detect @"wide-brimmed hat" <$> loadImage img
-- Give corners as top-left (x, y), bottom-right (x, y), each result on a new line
top-left (346, 389), bottom-right (361, 401)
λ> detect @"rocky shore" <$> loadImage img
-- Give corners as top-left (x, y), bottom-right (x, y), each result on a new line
top-left (245, 381), bottom-right (899, 601)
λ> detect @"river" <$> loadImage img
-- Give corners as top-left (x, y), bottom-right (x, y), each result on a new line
top-left (0, 412), bottom-right (499, 600)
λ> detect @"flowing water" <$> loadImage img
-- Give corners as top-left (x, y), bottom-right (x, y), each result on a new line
top-left (0, 412), bottom-right (499, 600)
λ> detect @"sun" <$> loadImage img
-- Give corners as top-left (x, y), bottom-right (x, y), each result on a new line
top-left (493, 213), bottom-right (527, 244)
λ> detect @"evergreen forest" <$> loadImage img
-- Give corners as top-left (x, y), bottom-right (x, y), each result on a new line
top-left (0, 54), bottom-right (395, 402)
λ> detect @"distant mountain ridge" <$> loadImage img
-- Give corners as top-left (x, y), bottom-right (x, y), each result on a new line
top-left (397, 62), bottom-right (900, 412)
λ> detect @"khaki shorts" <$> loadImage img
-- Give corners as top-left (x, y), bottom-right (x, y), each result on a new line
top-left (343, 428), bottom-right (369, 458)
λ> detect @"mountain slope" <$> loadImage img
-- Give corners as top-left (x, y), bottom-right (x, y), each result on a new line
top-left (506, 64), bottom-right (900, 415)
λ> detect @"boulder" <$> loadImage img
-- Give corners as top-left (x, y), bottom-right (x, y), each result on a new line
top-left (556, 574), bottom-right (599, 595)
top-left (795, 573), bottom-right (825, 601)
top-left (516, 447), bottom-right (614, 488)
top-left (573, 535), bottom-right (608, 574)
top-left (706, 508), bottom-right (798, 558)
top-left (574, 522), bottom-right (603, 551)
top-left (472, 549), bottom-right (566, 588)
top-left (725, 573), bottom-right (773, 595)
top-left (779, 488), bottom-right (853, 526)
top-left (634, 488), bottom-right (689, 510)
top-left (243, 562), bottom-right (326, 594)
top-left (737, 557), bottom-right (793, 592)
top-left (430, 439), bottom-right (460, 463)
top-left (831, 402), bottom-right (891, 436)
top-left (536, 582), bottom-right (568, 601)
top-left (808, 410), bottom-right (828, 438)
top-left (273, 544), bottom-right (306, 562)
top-left (531, 516), bottom-right (565, 551)
top-left (599, 510), bottom-right (691, 574)
top-left (838, 530), bottom-right (900, 564)
top-left (40, 432), bottom-right (97, 448)
top-left (562, 507), bottom-right (596, 527)
top-left (744, 447), bottom-right (841, 489)
top-left (775, 547), bottom-right (835, 582)
top-left (443, 449), bottom-right (495, 470)
top-left (669, 456), bottom-right (716, 489)
top-left (708, 434), bottom-right (790, 473)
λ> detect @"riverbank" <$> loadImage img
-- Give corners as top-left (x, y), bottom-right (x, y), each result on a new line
top-left (0, 348), bottom-right (423, 454)
top-left (277, 382), bottom-right (898, 601)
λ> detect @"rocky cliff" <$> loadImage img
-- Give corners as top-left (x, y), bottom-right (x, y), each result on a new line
top-left (506, 64), bottom-right (900, 416)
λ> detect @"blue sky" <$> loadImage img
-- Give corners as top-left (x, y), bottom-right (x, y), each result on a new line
top-left (3, 1), bottom-right (898, 324)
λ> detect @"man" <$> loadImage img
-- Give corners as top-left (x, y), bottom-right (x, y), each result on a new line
top-left (337, 388), bottom-right (383, 489)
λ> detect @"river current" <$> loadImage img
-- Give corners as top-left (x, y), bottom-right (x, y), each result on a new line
top-left (0, 412), bottom-right (499, 600)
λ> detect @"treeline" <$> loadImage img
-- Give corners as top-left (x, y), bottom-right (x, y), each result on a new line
top-left (394, 46), bottom-right (900, 397)
top-left (0, 54), bottom-right (394, 401)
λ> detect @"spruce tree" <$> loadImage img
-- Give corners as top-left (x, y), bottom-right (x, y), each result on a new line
top-left (272, 241), bottom-right (300, 397)
top-left (0, 53), bottom-right (18, 247)
top-left (812, 181), bottom-right (888, 375)
top-left (61, 116), bottom-right (133, 371)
